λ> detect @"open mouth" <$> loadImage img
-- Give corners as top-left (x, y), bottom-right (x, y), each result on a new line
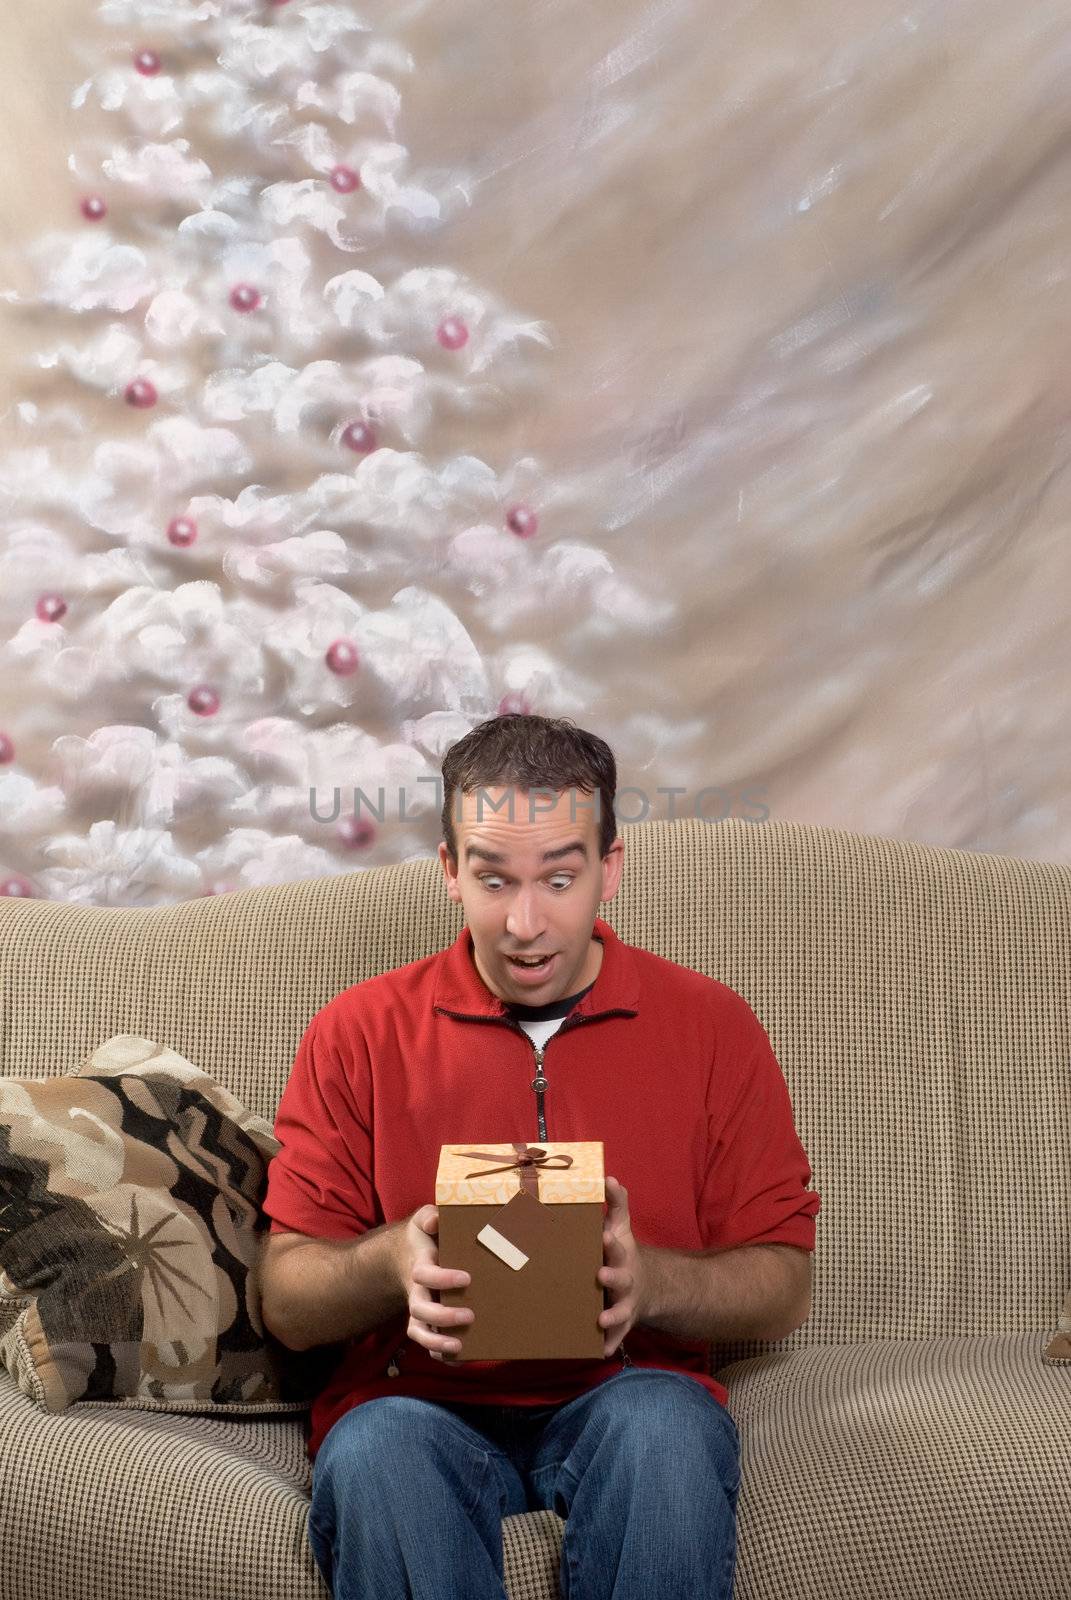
top-left (506, 953), bottom-right (556, 976)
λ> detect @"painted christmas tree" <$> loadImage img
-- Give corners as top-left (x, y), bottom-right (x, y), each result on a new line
top-left (0, 0), bottom-right (669, 906)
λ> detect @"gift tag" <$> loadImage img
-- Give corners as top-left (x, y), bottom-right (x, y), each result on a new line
top-left (476, 1188), bottom-right (549, 1271)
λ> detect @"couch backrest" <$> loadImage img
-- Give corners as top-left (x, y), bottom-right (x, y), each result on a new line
top-left (1, 816), bottom-right (1067, 1364)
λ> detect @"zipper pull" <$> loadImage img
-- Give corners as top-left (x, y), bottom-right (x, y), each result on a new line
top-left (531, 1043), bottom-right (548, 1096)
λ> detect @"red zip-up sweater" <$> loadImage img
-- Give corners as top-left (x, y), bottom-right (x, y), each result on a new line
top-left (263, 916), bottom-right (820, 1462)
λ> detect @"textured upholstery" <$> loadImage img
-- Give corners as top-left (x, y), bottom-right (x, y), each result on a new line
top-left (0, 815), bottom-right (1068, 1598)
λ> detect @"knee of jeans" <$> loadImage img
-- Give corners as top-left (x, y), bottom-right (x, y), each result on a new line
top-left (312, 1398), bottom-right (506, 1529)
top-left (332, 1397), bottom-right (452, 1455)
top-left (598, 1374), bottom-right (740, 1466)
top-left (314, 1398), bottom-right (454, 1492)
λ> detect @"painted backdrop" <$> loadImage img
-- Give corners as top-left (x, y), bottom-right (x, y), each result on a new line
top-left (0, 0), bottom-right (1067, 904)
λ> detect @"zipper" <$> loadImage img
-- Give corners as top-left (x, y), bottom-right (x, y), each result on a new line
top-left (427, 1003), bottom-right (635, 1147)
top-left (515, 1014), bottom-right (633, 1367)
top-left (508, 1005), bottom-right (591, 1142)
top-left (387, 1008), bottom-right (632, 1377)
top-left (531, 1041), bottom-right (548, 1140)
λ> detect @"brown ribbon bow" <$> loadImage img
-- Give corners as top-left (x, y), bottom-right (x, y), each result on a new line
top-left (454, 1143), bottom-right (574, 1199)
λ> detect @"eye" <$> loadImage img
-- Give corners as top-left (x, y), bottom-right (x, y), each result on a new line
top-left (478, 875), bottom-right (506, 890)
top-left (548, 875), bottom-right (574, 890)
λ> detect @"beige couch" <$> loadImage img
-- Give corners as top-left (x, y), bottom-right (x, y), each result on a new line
top-left (1, 815), bottom-right (1068, 1599)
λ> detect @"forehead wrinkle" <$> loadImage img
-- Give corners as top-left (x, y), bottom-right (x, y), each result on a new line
top-left (455, 790), bottom-right (599, 865)
top-left (464, 839), bottom-right (587, 866)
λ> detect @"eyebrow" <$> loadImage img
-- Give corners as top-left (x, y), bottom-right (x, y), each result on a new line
top-left (464, 841), bottom-right (589, 866)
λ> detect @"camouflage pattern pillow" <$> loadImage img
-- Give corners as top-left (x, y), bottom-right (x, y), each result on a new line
top-left (0, 1035), bottom-right (338, 1415)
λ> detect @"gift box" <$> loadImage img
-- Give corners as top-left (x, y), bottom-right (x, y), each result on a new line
top-left (436, 1141), bottom-right (605, 1361)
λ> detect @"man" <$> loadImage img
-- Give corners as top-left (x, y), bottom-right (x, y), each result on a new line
top-left (261, 714), bottom-right (819, 1600)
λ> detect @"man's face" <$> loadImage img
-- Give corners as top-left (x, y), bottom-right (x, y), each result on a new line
top-left (438, 786), bottom-right (624, 1004)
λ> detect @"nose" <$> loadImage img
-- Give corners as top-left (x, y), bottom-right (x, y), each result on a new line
top-left (505, 886), bottom-right (546, 944)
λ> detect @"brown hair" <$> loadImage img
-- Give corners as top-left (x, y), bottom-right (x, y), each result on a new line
top-left (440, 714), bottom-right (617, 861)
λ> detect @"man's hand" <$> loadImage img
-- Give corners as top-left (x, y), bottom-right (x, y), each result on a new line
top-left (396, 1204), bottom-right (474, 1361)
top-left (598, 1175), bottom-right (644, 1358)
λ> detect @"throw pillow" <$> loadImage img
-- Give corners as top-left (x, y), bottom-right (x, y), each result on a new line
top-left (0, 1035), bottom-right (342, 1415)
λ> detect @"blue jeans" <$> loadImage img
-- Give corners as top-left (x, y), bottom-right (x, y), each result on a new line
top-left (307, 1367), bottom-right (741, 1600)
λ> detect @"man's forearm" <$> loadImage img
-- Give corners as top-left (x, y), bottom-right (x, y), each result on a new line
top-left (261, 1222), bottom-right (408, 1352)
top-left (637, 1243), bottom-right (810, 1343)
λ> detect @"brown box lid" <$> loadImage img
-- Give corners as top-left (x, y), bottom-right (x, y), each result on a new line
top-left (435, 1141), bottom-right (604, 1204)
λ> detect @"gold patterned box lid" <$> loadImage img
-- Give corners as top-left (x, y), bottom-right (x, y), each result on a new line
top-left (436, 1141), bottom-right (604, 1206)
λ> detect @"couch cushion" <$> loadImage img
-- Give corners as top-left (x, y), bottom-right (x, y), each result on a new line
top-left (0, 1036), bottom-right (330, 1415)
top-left (718, 1332), bottom-right (1069, 1598)
top-left (0, 1370), bottom-right (564, 1600)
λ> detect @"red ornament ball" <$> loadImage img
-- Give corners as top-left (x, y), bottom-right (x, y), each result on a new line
top-left (229, 283), bottom-right (262, 313)
top-left (188, 685), bottom-right (220, 717)
top-left (437, 316), bottom-right (469, 351)
top-left (133, 49), bottom-right (161, 76)
top-left (0, 876), bottom-right (34, 899)
top-left (167, 516), bottom-right (197, 547)
top-left (36, 593), bottom-right (67, 624)
top-left (81, 195), bottom-right (107, 222)
top-left (125, 377), bottom-right (158, 409)
top-left (505, 503), bottom-right (538, 538)
top-left (497, 692), bottom-right (532, 716)
top-left (339, 815), bottom-right (376, 849)
top-left (325, 638), bottom-right (360, 675)
top-left (0, 732), bottom-right (14, 764)
top-left (329, 164), bottom-right (361, 194)
top-left (341, 420), bottom-right (377, 454)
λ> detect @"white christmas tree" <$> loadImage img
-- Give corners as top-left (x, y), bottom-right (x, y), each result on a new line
top-left (0, 0), bottom-right (670, 906)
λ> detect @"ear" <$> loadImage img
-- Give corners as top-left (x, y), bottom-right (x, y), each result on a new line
top-left (438, 841), bottom-right (463, 905)
top-left (599, 836), bottom-right (625, 903)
